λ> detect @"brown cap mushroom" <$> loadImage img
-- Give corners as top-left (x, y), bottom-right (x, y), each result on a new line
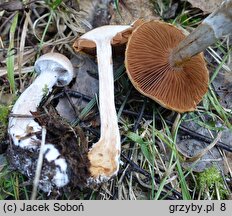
top-left (125, 20), bottom-right (209, 113)
top-left (74, 20), bottom-right (143, 54)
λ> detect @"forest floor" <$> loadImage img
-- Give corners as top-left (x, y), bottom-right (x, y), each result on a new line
top-left (0, 0), bottom-right (232, 200)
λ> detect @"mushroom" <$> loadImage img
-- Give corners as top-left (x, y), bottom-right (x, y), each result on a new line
top-left (125, 0), bottom-right (232, 113)
top-left (125, 20), bottom-right (208, 113)
top-left (73, 24), bottom-right (134, 183)
top-left (8, 52), bottom-right (74, 191)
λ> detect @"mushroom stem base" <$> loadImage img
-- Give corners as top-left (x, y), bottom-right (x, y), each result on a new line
top-left (88, 137), bottom-right (120, 182)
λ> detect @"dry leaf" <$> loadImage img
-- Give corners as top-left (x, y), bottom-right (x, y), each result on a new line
top-left (110, 0), bottom-right (159, 25)
top-left (212, 69), bottom-right (232, 110)
top-left (163, 3), bottom-right (179, 19)
top-left (56, 55), bottom-right (99, 121)
top-left (0, 0), bottom-right (23, 11)
top-left (186, 0), bottom-right (223, 13)
top-left (79, 0), bottom-right (111, 28)
top-left (0, 93), bottom-right (14, 105)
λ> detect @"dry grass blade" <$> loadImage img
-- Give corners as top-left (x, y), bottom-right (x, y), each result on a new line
top-left (172, 113), bottom-right (181, 136)
top-left (18, 11), bottom-right (31, 91)
top-left (185, 131), bottom-right (222, 162)
top-left (222, 151), bottom-right (232, 178)
top-left (0, 66), bottom-right (34, 77)
top-left (0, 47), bottom-right (36, 77)
top-left (31, 126), bottom-right (47, 200)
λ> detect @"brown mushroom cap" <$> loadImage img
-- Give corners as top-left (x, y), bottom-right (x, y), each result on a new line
top-left (73, 20), bottom-right (143, 54)
top-left (73, 27), bottom-right (133, 54)
top-left (125, 21), bottom-right (209, 113)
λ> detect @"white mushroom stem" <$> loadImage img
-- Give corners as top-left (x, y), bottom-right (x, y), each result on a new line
top-left (171, 0), bottom-right (232, 66)
top-left (8, 53), bottom-right (73, 191)
top-left (88, 38), bottom-right (121, 181)
top-left (9, 71), bottom-right (60, 148)
top-left (78, 25), bottom-right (131, 182)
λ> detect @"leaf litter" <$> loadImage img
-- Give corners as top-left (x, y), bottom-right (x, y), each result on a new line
top-left (186, 0), bottom-right (224, 14)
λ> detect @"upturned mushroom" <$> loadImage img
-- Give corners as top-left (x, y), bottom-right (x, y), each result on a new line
top-left (125, 0), bottom-right (232, 113)
top-left (73, 24), bottom-right (134, 183)
top-left (125, 20), bottom-right (209, 113)
top-left (8, 52), bottom-right (74, 191)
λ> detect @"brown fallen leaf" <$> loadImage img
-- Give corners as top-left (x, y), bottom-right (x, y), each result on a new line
top-left (186, 0), bottom-right (223, 13)
top-left (79, 0), bottom-right (110, 28)
top-left (0, 0), bottom-right (23, 11)
top-left (110, 0), bottom-right (159, 25)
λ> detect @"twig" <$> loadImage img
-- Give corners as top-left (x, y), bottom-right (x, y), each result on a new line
top-left (179, 124), bottom-right (232, 152)
top-left (53, 90), bottom-right (92, 101)
top-left (0, 12), bottom-right (17, 33)
top-left (63, 87), bottom-right (79, 116)
top-left (133, 99), bottom-right (147, 132)
top-left (0, 66), bottom-right (34, 77)
top-left (127, 99), bottom-right (147, 158)
top-left (9, 113), bottom-right (46, 118)
top-left (120, 99), bottom-right (146, 148)
top-left (31, 126), bottom-right (46, 200)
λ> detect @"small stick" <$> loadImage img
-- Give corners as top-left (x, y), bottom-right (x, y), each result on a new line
top-left (53, 90), bottom-right (92, 101)
top-left (127, 99), bottom-right (147, 158)
top-left (171, 0), bottom-right (232, 66)
top-left (9, 113), bottom-right (46, 118)
top-left (31, 126), bottom-right (46, 200)
top-left (63, 87), bottom-right (79, 116)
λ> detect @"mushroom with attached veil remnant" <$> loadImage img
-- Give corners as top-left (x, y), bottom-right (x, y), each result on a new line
top-left (8, 53), bottom-right (74, 192)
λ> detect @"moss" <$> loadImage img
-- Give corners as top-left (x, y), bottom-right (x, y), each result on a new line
top-left (42, 84), bottom-right (49, 96)
top-left (0, 105), bottom-right (10, 125)
top-left (197, 166), bottom-right (228, 199)
top-left (0, 104), bottom-right (10, 141)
